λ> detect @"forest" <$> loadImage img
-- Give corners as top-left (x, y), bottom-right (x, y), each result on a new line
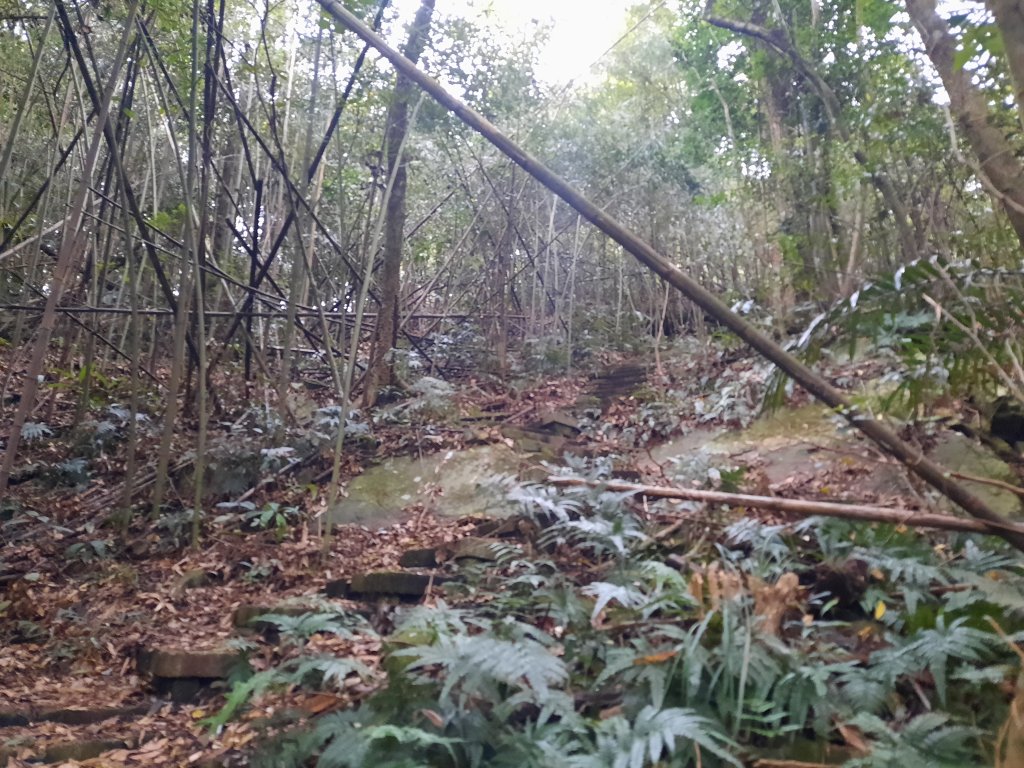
top-left (3, 0), bottom-right (1024, 765)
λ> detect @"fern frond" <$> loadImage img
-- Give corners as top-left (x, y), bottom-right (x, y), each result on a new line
top-left (20, 422), bottom-right (52, 442)
top-left (316, 722), bottom-right (460, 768)
top-left (582, 581), bottom-right (649, 620)
top-left (259, 611), bottom-right (368, 642)
top-left (841, 712), bottom-right (979, 768)
top-left (397, 634), bottom-right (568, 704)
top-left (205, 668), bottom-right (278, 730)
top-left (576, 706), bottom-right (740, 768)
top-left (292, 655), bottom-right (374, 689)
top-left (868, 616), bottom-right (994, 705)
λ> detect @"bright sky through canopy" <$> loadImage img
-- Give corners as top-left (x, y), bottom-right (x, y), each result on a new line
top-left (395, 0), bottom-right (636, 84)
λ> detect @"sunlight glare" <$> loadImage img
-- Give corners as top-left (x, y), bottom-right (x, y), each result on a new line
top-left (394, 0), bottom-right (635, 84)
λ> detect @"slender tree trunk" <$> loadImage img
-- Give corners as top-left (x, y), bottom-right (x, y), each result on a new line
top-left (0, 4), bottom-right (55, 216)
top-left (364, 0), bottom-right (435, 407)
top-left (705, 8), bottom-right (920, 264)
top-left (907, 0), bottom-right (1024, 248)
top-left (988, 0), bottom-right (1024, 130)
top-left (0, 1), bottom-right (139, 494)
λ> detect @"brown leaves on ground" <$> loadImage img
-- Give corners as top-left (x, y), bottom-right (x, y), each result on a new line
top-left (0, 508), bottom-right (475, 767)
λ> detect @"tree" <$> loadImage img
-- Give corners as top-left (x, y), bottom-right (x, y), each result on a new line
top-left (363, 0), bottom-right (435, 407)
top-left (904, 0), bottom-right (1024, 249)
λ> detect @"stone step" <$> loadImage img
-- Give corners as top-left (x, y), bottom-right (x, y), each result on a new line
top-left (325, 570), bottom-right (451, 600)
top-left (0, 704), bottom-right (148, 728)
top-left (136, 648), bottom-right (245, 703)
top-left (590, 364), bottom-right (650, 406)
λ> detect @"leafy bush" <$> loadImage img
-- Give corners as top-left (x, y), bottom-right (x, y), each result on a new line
top-left (789, 256), bottom-right (1024, 412)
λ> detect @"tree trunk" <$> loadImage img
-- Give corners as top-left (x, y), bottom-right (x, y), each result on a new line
top-left (907, 0), bottom-right (1024, 247)
top-left (363, 0), bottom-right (435, 407)
top-left (988, 0), bottom-right (1024, 127)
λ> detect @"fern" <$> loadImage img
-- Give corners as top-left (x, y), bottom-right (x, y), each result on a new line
top-left (567, 706), bottom-right (741, 768)
top-left (867, 615), bottom-right (994, 706)
top-left (721, 519), bottom-right (798, 573)
top-left (206, 668), bottom-right (278, 729)
top-left (316, 718), bottom-right (461, 768)
top-left (505, 479), bottom-right (585, 523)
top-left (542, 514), bottom-right (648, 560)
top-left (396, 634), bottom-right (568, 705)
top-left (787, 256), bottom-right (1024, 407)
top-left (20, 421), bottom-right (52, 442)
top-left (392, 601), bottom-right (489, 643)
top-left (583, 582), bottom-right (650, 620)
top-left (207, 655), bottom-right (374, 731)
top-left (258, 610), bottom-right (371, 644)
top-left (841, 712), bottom-right (980, 768)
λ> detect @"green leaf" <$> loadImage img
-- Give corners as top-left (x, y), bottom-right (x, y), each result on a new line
top-left (856, 0), bottom-right (899, 39)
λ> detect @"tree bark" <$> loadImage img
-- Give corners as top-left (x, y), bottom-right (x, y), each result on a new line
top-left (988, 0), bottom-right (1024, 128)
top-left (316, 0), bottom-right (1024, 551)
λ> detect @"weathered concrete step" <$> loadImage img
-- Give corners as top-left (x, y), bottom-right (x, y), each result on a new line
top-left (138, 649), bottom-right (241, 679)
top-left (532, 410), bottom-right (580, 437)
top-left (42, 739), bottom-right (128, 764)
top-left (398, 537), bottom-right (520, 568)
top-left (325, 571), bottom-right (451, 600)
top-left (233, 602), bottom-right (326, 629)
top-left (590, 364), bottom-right (650, 406)
top-left (137, 647), bottom-right (246, 703)
top-left (0, 703), bottom-right (148, 728)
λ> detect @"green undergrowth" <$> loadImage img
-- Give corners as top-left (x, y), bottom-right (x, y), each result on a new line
top-left (218, 472), bottom-right (1024, 767)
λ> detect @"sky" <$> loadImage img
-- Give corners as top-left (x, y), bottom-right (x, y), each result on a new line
top-left (394, 0), bottom-right (638, 84)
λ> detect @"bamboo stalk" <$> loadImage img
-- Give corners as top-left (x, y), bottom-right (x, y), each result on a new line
top-left (547, 475), bottom-right (1024, 536)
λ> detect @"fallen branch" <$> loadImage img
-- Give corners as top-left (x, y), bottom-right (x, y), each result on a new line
top-left (951, 470), bottom-right (1024, 498)
top-left (547, 476), bottom-right (1024, 536)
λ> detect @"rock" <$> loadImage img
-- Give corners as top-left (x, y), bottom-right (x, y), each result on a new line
top-left (42, 739), bottom-right (126, 763)
top-left (139, 649), bottom-right (241, 679)
top-left (0, 704), bottom-right (147, 727)
top-left (398, 548), bottom-right (439, 568)
top-left (991, 396), bottom-right (1024, 448)
top-left (349, 571), bottom-right (438, 598)
top-left (324, 579), bottom-right (352, 598)
top-left (327, 572), bottom-right (451, 600)
top-left (177, 568), bottom-right (212, 590)
top-left (38, 705), bottom-right (148, 725)
top-left (232, 602), bottom-right (322, 629)
top-left (535, 410), bottom-right (580, 438)
top-left (437, 537), bottom-right (516, 563)
top-left (0, 708), bottom-right (30, 727)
